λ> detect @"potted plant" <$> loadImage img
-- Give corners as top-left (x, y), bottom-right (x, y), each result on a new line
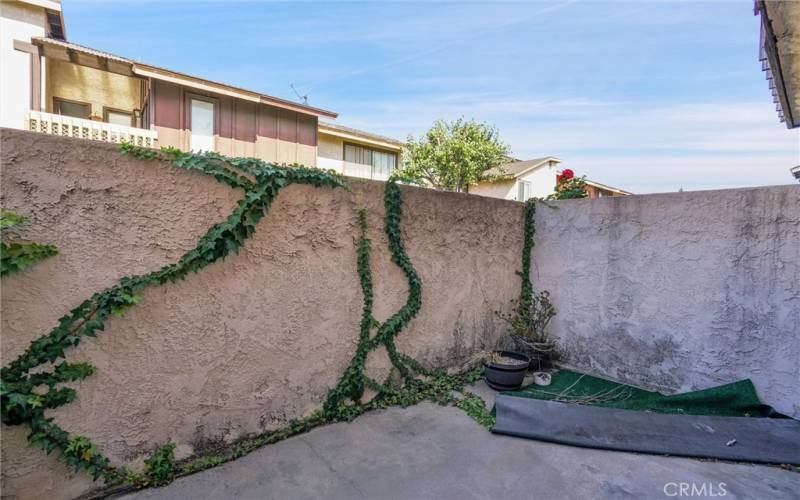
top-left (496, 290), bottom-right (557, 371)
top-left (483, 350), bottom-right (531, 391)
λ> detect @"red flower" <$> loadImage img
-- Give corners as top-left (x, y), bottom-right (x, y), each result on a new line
top-left (561, 169), bottom-right (574, 181)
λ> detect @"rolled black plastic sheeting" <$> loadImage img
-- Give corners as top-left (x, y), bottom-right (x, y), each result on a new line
top-left (492, 395), bottom-right (800, 465)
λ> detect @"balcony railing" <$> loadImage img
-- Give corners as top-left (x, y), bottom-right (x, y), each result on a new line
top-left (27, 111), bottom-right (158, 148)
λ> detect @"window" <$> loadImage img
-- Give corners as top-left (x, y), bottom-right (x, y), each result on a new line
top-left (53, 98), bottom-right (90, 119)
top-left (518, 180), bottom-right (531, 201)
top-left (104, 108), bottom-right (134, 126)
top-left (372, 150), bottom-right (396, 177)
top-left (344, 143), bottom-right (397, 179)
top-left (189, 98), bottom-right (215, 152)
top-left (344, 143), bottom-right (372, 165)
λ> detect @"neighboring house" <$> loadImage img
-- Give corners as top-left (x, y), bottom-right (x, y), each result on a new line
top-left (471, 157), bottom-right (563, 201)
top-left (1, 0), bottom-right (357, 171)
top-left (754, 0), bottom-right (800, 128)
top-left (317, 122), bottom-right (403, 181)
top-left (471, 157), bottom-right (631, 201)
top-left (583, 179), bottom-right (632, 198)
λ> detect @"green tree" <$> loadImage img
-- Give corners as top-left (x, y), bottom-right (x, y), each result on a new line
top-left (394, 118), bottom-right (509, 192)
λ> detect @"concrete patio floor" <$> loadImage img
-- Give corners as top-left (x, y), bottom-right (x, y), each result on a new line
top-left (119, 382), bottom-right (799, 500)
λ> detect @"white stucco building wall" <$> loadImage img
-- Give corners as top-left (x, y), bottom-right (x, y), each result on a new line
top-left (516, 161), bottom-right (559, 199)
top-left (0, 1), bottom-right (50, 130)
top-left (471, 159), bottom-right (560, 201)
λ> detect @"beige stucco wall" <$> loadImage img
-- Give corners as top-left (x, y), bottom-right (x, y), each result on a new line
top-left (3, 130), bottom-right (799, 499)
top-left (0, 129), bottom-right (521, 500)
top-left (45, 59), bottom-right (143, 120)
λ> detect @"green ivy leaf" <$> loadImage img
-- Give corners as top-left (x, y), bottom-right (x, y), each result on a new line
top-left (0, 210), bottom-right (27, 229)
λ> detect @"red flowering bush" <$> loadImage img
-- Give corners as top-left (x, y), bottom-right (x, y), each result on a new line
top-left (556, 169), bottom-right (574, 184)
top-left (550, 168), bottom-right (587, 200)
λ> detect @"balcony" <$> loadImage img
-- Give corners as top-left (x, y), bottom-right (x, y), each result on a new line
top-left (27, 111), bottom-right (157, 148)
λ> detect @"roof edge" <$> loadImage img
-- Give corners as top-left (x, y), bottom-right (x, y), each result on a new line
top-left (583, 178), bottom-right (633, 195)
top-left (484, 156), bottom-right (562, 181)
top-left (32, 37), bottom-right (338, 119)
top-left (318, 122), bottom-right (403, 150)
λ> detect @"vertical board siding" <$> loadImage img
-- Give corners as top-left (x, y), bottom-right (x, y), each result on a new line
top-left (151, 81), bottom-right (317, 163)
top-left (153, 80), bottom-right (181, 130)
top-left (277, 109), bottom-right (298, 143)
top-left (218, 95), bottom-right (233, 139)
top-left (233, 100), bottom-right (257, 143)
top-left (297, 113), bottom-right (317, 147)
top-left (258, 104), bottom-right (278, 139)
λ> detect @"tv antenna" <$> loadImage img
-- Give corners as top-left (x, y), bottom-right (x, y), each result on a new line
top-left (290, 84), bottom-right (308, 105)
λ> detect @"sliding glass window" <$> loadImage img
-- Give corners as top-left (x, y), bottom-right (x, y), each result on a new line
top-left (344, 143), bottom-right (397, 179)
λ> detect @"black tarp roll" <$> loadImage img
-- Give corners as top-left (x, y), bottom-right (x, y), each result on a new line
top-left (492, 395), bottom-right (800, 465)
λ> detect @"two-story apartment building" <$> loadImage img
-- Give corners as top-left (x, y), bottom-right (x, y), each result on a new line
top-left (1, 0), bottom-right (402, 181)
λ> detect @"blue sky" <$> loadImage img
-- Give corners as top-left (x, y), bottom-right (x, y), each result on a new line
top-left (65, 0), bottom-right (798, 193)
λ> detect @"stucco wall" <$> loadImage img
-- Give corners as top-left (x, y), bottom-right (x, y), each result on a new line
top-left (1, 129), bottom-right (798, 499)
top-left (533, 187), bottom-right (800, 418)
top-left (517, 161), bottom-right (559, 199)
top-left (0, 1), bottom-right (46, 129)
top-left (471, 162), bottom-right (559, 201)
top-left (0, 129), bottom-right (520, 500)
top-left (45, 59), bottom-right (143, 120)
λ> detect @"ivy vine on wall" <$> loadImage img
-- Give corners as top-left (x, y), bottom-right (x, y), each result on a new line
top-left (0, 145), bottom-right (483, 491)
top-left (0, 145), bottom-right (345, 484)
top-left (1, 210), bottom-right (58, 276)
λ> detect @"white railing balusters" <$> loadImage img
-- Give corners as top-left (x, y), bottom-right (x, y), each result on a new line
top-left (27, 111), bottom-right (158, 148)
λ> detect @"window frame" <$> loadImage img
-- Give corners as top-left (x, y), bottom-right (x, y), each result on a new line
top-left (184, 92), bottom-right (220, 135)
top-left (103, 106), bottom-right (134, 127)
top-left (518, 180), bottom-right (532, 201)
top-left (342, 141), bottom-right (398, 178)
top-left (52, 97), bottom-right (91, 120)
top-left (184, 93), bottom-right (220, 152)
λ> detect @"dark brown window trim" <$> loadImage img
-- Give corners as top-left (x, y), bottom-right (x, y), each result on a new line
top-left (53, 97), bottom-right (91, 119)
top-left (102, 106), bottom-right (134, 126)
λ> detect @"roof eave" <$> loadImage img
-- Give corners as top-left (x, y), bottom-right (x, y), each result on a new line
top-left (755, 0), bottom-right (799, 129)
top-left (318, 123), bottom-right (403, 150)
top-left (133, 64), bottom-right (338, 119)
top-left (486, 156), bottom-right (562, 180)
top-left (32, 37), bottom-right (338, 119)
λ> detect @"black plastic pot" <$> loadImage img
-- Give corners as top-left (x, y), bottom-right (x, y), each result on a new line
top-left (484, 350), bottom-right (531, 391)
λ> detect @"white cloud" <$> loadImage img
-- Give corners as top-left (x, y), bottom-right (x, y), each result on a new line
top-left (338, 97), bottom-right (799, 193)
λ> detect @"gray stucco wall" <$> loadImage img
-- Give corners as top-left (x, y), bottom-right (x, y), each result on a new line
top-left (533, 186), bottom-right (800, 418)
